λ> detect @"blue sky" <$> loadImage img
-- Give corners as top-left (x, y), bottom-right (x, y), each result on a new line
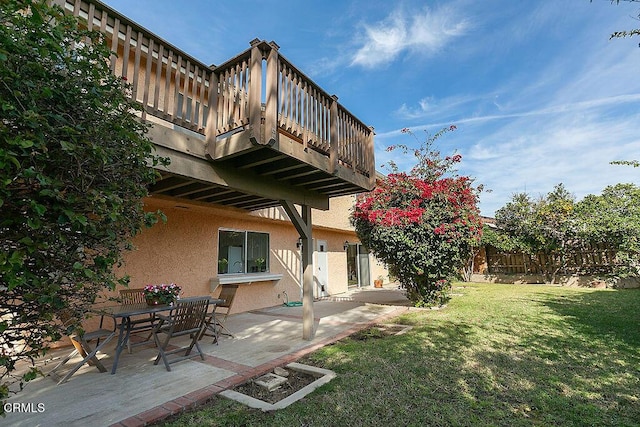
top-left (102, 0), bottom-right (640, 216)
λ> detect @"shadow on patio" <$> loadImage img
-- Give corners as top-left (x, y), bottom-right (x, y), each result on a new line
top-left (6, 286), bottom-right (411, 426)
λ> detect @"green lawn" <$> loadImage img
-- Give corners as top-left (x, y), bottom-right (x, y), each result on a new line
top-left (160, 283), bottom-right (640, 426)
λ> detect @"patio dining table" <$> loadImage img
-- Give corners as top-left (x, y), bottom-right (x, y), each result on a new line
top-left (97, 297), bottom-right (224, 374)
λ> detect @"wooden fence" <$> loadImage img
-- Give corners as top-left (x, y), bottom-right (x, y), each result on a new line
top-left (481, 242), bottom-right (618, 275)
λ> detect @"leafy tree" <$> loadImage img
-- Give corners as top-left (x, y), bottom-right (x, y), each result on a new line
top-left (352, 127), bottom-right (482, 306)
top-left (0, 0), bottom-right (166, 410)
top-left (494, 184), bottom-right (576, 282)
top-left (574, 183), bottom-right (640, 282)
top-left (479, 224), bottom-right (521, 253)
top-left (493, 183), bottom-right (640, 285)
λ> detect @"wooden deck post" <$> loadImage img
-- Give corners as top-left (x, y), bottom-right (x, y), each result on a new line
top-left (264, 42), bottom-right (279, 147)
top-left (205, 67), bottom-right (218, 147)
top-left (248, 39), bottom-right (263, 145)
top-left (329, 95), bottom-right (339, 175)
top-left (281, 201), bottom-right (316, 340)
top-left (367, 126), bottom-right (376, 188)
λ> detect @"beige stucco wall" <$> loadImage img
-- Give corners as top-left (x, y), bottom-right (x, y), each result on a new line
top-left (251, 195), bottom-right (356, 231)
top-left (312, 228), bottom-right (350, 294)
top-left (369, 256), bottom-right (389, 285)
top-left (314, 195), bottom-right (390, 287)
top-left (114, 194), bottom-right (385, 314)
top-left (312, 195), bottom-right (357, 231)
top-left (116, 198), bottom-right (294, 314)
top-left (249, 195), bottom-right (392, 289)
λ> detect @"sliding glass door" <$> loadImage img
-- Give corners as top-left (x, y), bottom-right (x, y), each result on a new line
top-left (346, 243), bottom-right (370, 288)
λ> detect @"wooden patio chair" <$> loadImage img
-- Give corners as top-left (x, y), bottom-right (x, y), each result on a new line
top-left (197, 299), bottom-right (221, 344)
top-left (199, 284), bottom-right (238, 342)
top-left (152, 296), bottom-right (210, 371)
top-left (119, 288), bottom-right (156, 353)
top-left (48, 310), bottom-right (116, 385)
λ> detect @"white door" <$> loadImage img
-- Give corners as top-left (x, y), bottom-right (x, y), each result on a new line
top-left (314, 240), bottom-right (328, 297)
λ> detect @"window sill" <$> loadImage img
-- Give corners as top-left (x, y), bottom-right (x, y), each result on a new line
top-left (210, 273), bottom-right (283, 290)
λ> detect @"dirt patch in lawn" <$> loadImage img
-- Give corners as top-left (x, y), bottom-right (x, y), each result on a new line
top-left (233, 367), bottom-right (318, 404)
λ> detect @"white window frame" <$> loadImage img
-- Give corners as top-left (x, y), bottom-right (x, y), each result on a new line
top-left (217, 228), bottom-right (270, 275)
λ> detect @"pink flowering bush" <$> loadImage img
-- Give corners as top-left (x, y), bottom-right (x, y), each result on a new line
top-left (352, 127), bottom-right (482, 306)
top-left (143, 283), bottom-right (181, 304)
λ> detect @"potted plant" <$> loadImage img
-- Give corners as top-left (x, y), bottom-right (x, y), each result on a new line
top-left (218, 258), bottom-right (228, 274)
top-left (374, 275), bottom-right (384, 288)
top-left (254, 257), bottom-right (266, 272)
top-left (143, 283), bottom-right (181, 305)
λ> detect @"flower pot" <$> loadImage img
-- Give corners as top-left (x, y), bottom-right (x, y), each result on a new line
top-left (374, 279), bottom-right (383, 288)
top-left (146, 297), bottom-right (162, 306)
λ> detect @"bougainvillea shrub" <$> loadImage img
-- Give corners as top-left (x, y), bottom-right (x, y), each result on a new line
top-left (351, 128), bottom-right (482, 306)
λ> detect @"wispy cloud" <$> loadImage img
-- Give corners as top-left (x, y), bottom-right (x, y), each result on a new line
top-left (433, 93), bottom-right (640, 127)
top-left (350, 5), bottom-right (469, 68)
top-left (464, 111), bottom-right (640, 215)
top-left (377, 91), bottom-right (640, 142)
top-left (395, 94), bottom-right (490, 121)
top-left (376, 88), bottom-right (640, 216)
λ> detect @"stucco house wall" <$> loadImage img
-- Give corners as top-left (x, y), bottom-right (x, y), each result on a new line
top-left (312, 195), bottom-right (356, 231)
top-left (114, 194), bottom-right (387, 314)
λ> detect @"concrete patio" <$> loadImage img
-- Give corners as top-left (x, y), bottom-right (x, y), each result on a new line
top-left (5, 285), bottom-right (411, 427)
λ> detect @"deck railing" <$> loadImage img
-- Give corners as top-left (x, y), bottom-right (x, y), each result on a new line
top-left (276, 52), bottom-right (374, 175)
top-left (216, 40), bottom-right (374, 178)
top-left (56, 0), bottom-right (374, 181)
top-left (210, 49), bottom-right (251, 137)
top-left (54, 0), bottom-right (214, 134)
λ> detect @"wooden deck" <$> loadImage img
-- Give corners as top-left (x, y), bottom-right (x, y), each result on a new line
top-left (56, 0), bottom-right (375, 210)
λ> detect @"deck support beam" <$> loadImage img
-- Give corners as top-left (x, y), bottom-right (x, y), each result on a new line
top-left (281, 201), bottom-right (315, 340)
top-left (150, 125), bottom-right (329, 210)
